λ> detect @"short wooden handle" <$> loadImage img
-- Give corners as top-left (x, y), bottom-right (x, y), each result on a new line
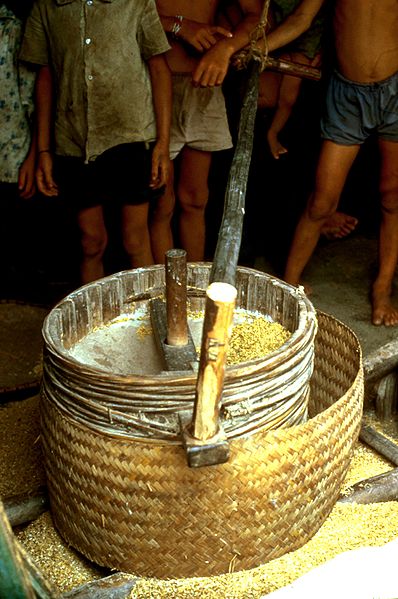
top-left (192, 282), bottom-right (237, 441)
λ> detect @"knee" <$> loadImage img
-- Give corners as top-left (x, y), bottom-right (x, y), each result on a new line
top-left (123, 230), bottom-right (147, 257)
top-left (178, 184), bottom-right (209, 214)
top-left (306, 194), bottom-right (337, 222)
top-left (380, 177), bottom-right (398, 214)
top-left (80, 230), bottom-right (107, 259)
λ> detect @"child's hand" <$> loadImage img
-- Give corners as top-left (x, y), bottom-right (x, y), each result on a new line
top-left (192, 42), bottom-right (233, 87)
top-left (36, 152), bottom-right (59, 197)
top-left (179, 19), bottom-right (232, 53)
top-left (18, 155), bottom-right (36, 199)
top-left (150, 142), bottom-right (170, 189)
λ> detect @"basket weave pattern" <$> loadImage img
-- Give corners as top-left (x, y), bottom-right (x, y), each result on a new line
top-left (41, 311), bottom-right (363, 578)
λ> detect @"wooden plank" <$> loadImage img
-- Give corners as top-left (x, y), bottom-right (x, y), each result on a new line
top-left (359, 424), bottom-right (398, 466)
top-left (374, 372), bottom-right (398, 421)
top-left (264, 56), bottom-right (321, 80)
top-left (4, 488), bottom-right (48, 528)
top-left (363, 338), bottom-right (398, 384)
top-left (232, 51), bottom-right (321, 80)
top-left (62, 573), bottom-right (139, 599)
top-left (338, 468), bottom-right (398, 504)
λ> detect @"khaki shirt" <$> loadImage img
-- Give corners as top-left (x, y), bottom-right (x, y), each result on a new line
top-left (20, 0), bottom-right (170, 161)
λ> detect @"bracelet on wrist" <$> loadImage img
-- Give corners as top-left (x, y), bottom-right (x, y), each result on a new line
top-left (171, 15), bottom-right (183, 39)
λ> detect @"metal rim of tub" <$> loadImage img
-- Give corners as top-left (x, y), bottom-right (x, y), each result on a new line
top-left (41, 310), bottom-right (363, 578)
top-left (41, 264), bottom-right (318, 441)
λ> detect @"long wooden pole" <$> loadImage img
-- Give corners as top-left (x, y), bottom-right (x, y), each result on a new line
top-left (210, 60), bottom-right (260, 286)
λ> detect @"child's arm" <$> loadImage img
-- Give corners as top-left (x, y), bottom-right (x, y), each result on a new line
top-left (158, 14), bottom-right (233, 53)
top-left (266, 0), bottom-right (325, 53)
top-left (18, 125), bottom-right (37, 199)
top-left (192, 0), bottom-right (262, 87)
top-left (147, 54), bottom-right (172, 189)
top-left (35, 65), bottom-right (58, 197)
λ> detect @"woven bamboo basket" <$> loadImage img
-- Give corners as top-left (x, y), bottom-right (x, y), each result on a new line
top-left (40, 265), bottom-right (363, 578)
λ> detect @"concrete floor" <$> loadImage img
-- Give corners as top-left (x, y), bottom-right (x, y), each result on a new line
top-left (255, 231), bottom-right (398, 358)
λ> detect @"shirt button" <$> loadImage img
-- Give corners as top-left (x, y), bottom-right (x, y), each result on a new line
top-left (85, 38), bottom-right (92, 45)
top-left (88, 75), bottom-right (93, 81)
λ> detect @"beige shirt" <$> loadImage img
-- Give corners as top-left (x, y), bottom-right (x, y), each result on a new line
top-left (20, 0), bottom-right (170, 161)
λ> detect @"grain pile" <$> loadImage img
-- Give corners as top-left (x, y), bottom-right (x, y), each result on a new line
top-left (16, 511), bottom-right (103, 592)
top-left (189, 308), bottom-right (292, 365)
top-left (227, 314), bottom-right (291, 365)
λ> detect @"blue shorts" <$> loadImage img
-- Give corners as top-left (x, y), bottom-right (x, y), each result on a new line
top-left (321, 70), bottom-right (398, 145)
top-left (54, 142), bottom-right (165, 211)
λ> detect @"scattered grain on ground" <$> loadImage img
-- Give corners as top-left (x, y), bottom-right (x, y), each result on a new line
top-left (0, 395), bottom-right (45, 497)
top-left (16, 511), bottom-right (103, 593)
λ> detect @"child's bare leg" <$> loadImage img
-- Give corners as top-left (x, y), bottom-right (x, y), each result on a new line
top-left (267, 53), bottom-right (307, 159)
top-left (372, 139), bottom-right (398, 326)
top-left (122, 203), bottom-right (154, 268)
top-left (77, 205), bottom-right (107, 284)
top-left (177, 146), bottom-right (212, 262)
top-left (284, 140), bottom-right (360, 286)
top-left (258, 71), bottom-right (282, 110)
top-left (267, 74), bottom-right (302, 159)
top-left (149, 162), bottom-right (175, 264)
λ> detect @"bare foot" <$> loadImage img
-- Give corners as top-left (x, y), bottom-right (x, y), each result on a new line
top-left (321, 212), bottom-right (358, 240)
top-left (372, 286), bottom-right (398, 326)
top-left (267, 132), bottom-right (288, 160)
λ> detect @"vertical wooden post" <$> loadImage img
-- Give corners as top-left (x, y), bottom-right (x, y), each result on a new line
top-left (165, 249), bottom-right (188, 346)
top-left (192, 282), bottom-right (237, 441)
top-left (209, 62), bottom-right (260, 286)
